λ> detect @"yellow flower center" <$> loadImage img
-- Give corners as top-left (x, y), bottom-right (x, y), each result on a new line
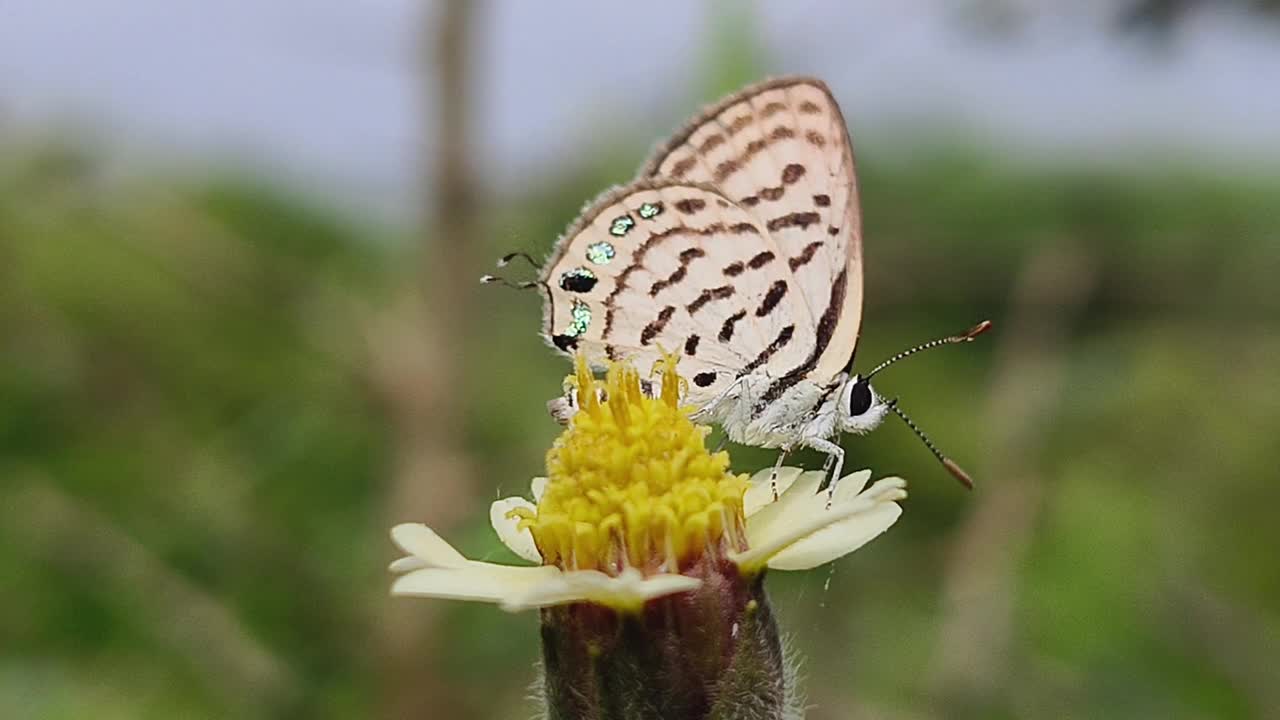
top-left (512, 353), bottom-right (748, 574)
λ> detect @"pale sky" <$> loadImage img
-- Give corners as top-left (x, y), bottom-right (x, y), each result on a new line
top-left (2, 1), bottom-right (1277, 219)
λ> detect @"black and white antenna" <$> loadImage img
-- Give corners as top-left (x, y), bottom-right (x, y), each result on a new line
top-left (479, 274), bottom-right (539, 291)
top-left (885, 398), bottom-right (975, 489)
top-left (865, 320), bottom-right (992, 489)
top-left (865, 320), bottom-right (992, 380)
top-left (496, 251), bottom-right (540, 270)
top-left (480, 251), bottom-right (545, 292)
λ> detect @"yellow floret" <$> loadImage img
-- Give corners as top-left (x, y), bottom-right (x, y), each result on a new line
top-left (510, 353), bottom-right (748, 573)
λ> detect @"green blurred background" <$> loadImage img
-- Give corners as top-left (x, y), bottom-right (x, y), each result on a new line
top-left (3, 2), bottom-right (1279, 719)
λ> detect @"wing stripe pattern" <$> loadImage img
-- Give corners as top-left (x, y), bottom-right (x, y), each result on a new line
top-left (741, 325), bottom-right (795, 375)
top-left (640, 306), bottom-right (676, 345)
top-left (789, 241), bottom-right (823, 270)
top-left (540, 180), bottom-right (815, 407)
top-left (542, 77), bottom-right (864, 422)
top-left (755, 281), bottom-right (787, 317)
top-left (740, 163), bottom-right (806, 207)
top-left (766, 212), bottom-right (821, 232)
top-left (674, 198), bottom-right (707, 214)
top-left (686, 285), bottom-right (735, 314)
top-left (684, 334), bottom-right (700, 356)
top-left (757, 268), bottom-right (848, 411)
top-left (649, 247), bottom-right (705, 297)
top-left (719, 311), bottom-right (746, 342)
top-left (641, 78), bottom-right (861, 390)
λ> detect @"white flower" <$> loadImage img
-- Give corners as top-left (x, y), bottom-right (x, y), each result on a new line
top-left (390, 466), bottom-right (905, 613)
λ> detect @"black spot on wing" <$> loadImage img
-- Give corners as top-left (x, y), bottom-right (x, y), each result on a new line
top-left (649, 266), bottom-right (687, 296)
top-left (781, 163), bottom-right (806, 184)
top-left (674, 198), bottom-right (707, 214)
top-left (693, 372), bottom-right (717, 388)
top-left (684, 335), bottom-right (700, 356)
top-left (789, 241), bottom-right (823, 271)
top-left (748, 251), bottom-right (775, 269)
top-left (698, 135), bottom-right (725, 153)
top-left (767, 212), bottom-right (821, 232)
top-left (719, 310), bottom-right (746, 342)
top-left (687, 286), bottom-right (734, 315)
top-left (760, 101), bottom-right (787, 118)
top-left (670, 156), bottom-right (697, 178)
top-left (756, 281), bottom-right (788, 317)
top-left (714, 159), bottom-right (741, 183)
top-left (640, 306), bottom-right (676, 346)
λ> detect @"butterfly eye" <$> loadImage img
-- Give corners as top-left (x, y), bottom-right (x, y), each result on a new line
top-left (847, 379), bottom-right (873, 416)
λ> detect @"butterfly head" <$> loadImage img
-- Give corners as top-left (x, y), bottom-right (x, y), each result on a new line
top-left (838, 374), bottom-right (890, 435)
top-left (837, 321), bottom-right (994, 488)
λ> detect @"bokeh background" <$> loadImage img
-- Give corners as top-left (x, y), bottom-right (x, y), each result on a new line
top-left (3, 2), bottom-right (1279, 719)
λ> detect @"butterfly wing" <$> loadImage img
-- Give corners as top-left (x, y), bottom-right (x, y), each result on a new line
top-left (540, 180), bottom-right (816, 407)
top-left (640, 76), bottom-right (863, 387)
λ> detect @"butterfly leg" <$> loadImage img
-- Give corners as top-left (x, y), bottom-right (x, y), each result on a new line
top-left (808, 438), bottom-right (845, 506)
top-left (546, 389), bottom-right (580, 426)
top-left (768, 448), bottom-right (791, 501)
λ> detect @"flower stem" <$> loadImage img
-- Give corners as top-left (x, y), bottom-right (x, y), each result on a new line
top-left (540, 559), bottom-right (789, 720)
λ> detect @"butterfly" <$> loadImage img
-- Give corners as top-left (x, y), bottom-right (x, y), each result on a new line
top-left (489, 76), bottom-right (987, 492)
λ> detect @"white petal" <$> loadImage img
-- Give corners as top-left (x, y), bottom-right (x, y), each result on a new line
top-left (503, 567), bottom-right (700, 612)
top-left (388, 555), bottom-right (427, 573)
top-left (739, 470), bottom-right (827, 544)
top-left (744, 468), bottom-right (877, 541)
top-left (742, 466), bottom-right (805, 517)
top-left (831, 468), bottom-right (874, 498)
top-left (734, 476), bottom-right (907, 572)
top-left (766, 498), bottom-right (902, 570)
top-left (392, 563), bottom-right (560, 604)
top-left (530, 477), bottom-right (549, 502)
top-left (390, 523), bottom-right (468, 568)
top-left (489, 497), bottom-right (542, 563)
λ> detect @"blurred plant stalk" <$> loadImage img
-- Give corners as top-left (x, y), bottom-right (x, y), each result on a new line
top-left (927, 243), bottom-right (1096, 712)
top-left (374, 2), bottom-right (482, 719)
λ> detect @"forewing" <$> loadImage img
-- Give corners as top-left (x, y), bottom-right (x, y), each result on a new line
top-left (540, 180), bottom-right (815, 407)
top-left (641, 76), bottom-right (863, 383)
